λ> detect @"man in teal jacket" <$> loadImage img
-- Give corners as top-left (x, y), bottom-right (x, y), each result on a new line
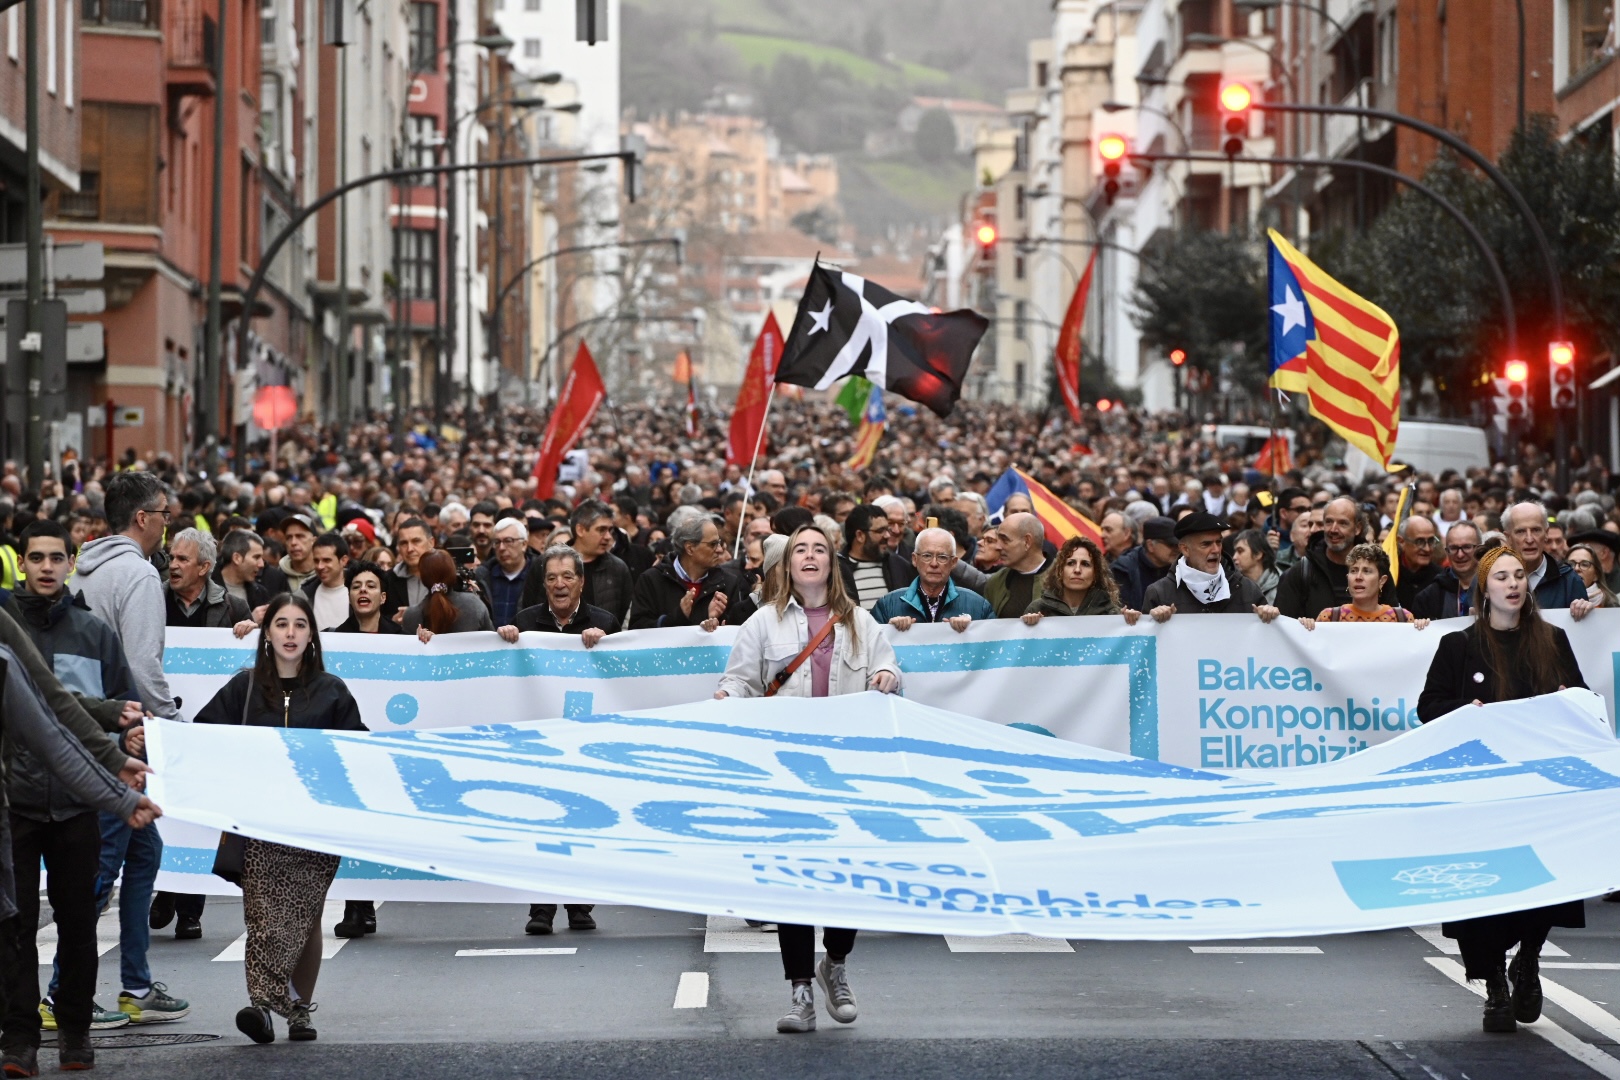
top-left (871, 528), bottom-right (995, 631)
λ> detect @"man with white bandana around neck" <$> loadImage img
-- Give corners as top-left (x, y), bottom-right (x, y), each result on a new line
top-left (1142, 511), bottom-right (1281, 623)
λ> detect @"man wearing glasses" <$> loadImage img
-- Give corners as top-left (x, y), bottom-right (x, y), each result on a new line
top-left (475, 517), bottom-right (536, 627)
top-left (1412, 521), bottom-right (1482, 620)
top-left (628, 513), bottom-right (753, 630)
top-left (870, 527), bottom-right (993, 632)
top-left (66, 471), bottom-right (190, 1026)
top-left (1392, 514), bottom-right (1441, 612)
top-left (837, 504), bottom-right (916, 612)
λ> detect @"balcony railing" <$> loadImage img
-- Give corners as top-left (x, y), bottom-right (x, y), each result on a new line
top-left (166, 4), bottom-right (217, 68)
top-left (82, 0), bottom-right (156, 27)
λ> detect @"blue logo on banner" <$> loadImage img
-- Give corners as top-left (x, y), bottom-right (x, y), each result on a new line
top-left (1332, 845), bottom-right (1554, 910)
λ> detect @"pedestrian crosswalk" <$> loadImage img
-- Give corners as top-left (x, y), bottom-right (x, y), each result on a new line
top-left (35, 905), bottom-right (121, 959)
top-left (212, 899), bottom-right (381, 962)
top-left (1410, 924), bottom-right (1570, 957)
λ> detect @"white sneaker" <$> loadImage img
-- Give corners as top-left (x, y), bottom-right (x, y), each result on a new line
top-left (776, 983), bottom-right (816, 1033)
top-left (816, 956), bottom-right (857, 1023)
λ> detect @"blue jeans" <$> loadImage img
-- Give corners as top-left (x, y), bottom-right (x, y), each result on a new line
top-left (49, 812), bottom-right (161, 997)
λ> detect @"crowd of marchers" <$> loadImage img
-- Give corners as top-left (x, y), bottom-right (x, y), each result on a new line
top-left (0, 398), bottom-right (1618, 1065)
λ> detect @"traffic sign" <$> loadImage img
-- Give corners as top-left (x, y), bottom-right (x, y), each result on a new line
top-left (0, 287), bottom-right (105, 314)
top-left (0, 241), bottom-right (104, 284)
top-left (113, 406), bottom-right (145, 428)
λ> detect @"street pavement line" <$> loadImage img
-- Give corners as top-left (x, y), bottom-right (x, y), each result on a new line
top-left (1541, 975), bottom-right (1620, 1043)
top-left (945, 934), bottom-right (1073, 953)
top-left (36, 906), bottom-right (120, 959)
top-left (455, 948), bottom-right (577, 957)
top-left (214, 899), bottom-right (376, 962)
top-left (673, 972), bottom-right (709, 1008)
top-left (704, 914), bottom-right (820, 953)
top-left (1411, 925), bottom-right (1568, 956)
top-left (1188, 946), bottom-right (1322, 954)
top-left (1545, 963), bottom-right (1620, 970)
top-left (1424, 957), bottom-right (1620, 1080)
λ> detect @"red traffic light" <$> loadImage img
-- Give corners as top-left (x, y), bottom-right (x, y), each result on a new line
top-left (1549, 341), bottom-right (1575, 366)
top-left (1504, 359), bottom-right (1529, 383)
top-left (1096, 398), bottom-right (1114, 412)
top-left (1098, 134), bottom-right (1128, 161)
top-left (1169, 348), bottom-right (1187, 367)
top-left (1220, 83), bottom-right (1253, 113)
top-left (975, 222), bottom-right (997, 247)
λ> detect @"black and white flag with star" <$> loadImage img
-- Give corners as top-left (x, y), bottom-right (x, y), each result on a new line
top-left (775, 262), bottom-right (988, 418)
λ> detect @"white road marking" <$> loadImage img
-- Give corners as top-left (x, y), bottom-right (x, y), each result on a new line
top-left (36, 906), bottom-right (121, 959)
top-left (1410, 925), bottom-right (1568, 956)
top-left (1189, 946), bottom-right (1322, 954)
top-left (703, 914), bottom-right (819, 953)
top-left (455, 948), bottom-right (577, 957)
top-left (1425, 957), bottom-right (1620, 1080)
top-left (945, 934), bottom-right (1073, 953)
top-left (673, 971), bottom-right (709, 1008)
top-left (1546, 963), bottom-right (1620, 970)
top-left (1541, 975), bottom-right (1620, 1044)
top-left (214, 899), bottom-right (379, 962)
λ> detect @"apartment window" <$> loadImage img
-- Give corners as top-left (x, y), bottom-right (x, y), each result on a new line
top-left (66, 102), bottom-right (159, 224)
top-left (81, 0), bottom-right (152, 26)
top-left (408, 1), bottom-right (437, 72)
top-left (1014, 362), bottom-right (1026, 402)
top-left (240, 159), bottom-right (254, 264)
top-left (259, 73), bottom-right (283, 163)
top-left (261, 0), bottom-right (275, 45)
top-left (58, 172), bottom-right (100, 219)
top-left (408, 114), bottom-right (438, 170)
top-left (1182, 174), bottom-right (1220, 232)
top-left (523, 38), bottom-right (540, 58)
top-left (1227, 186), bottom-right (1249, 232)
top-left (1377, 12), bottom-right (1398, 86)
top-left (1014, 300), bottom-right (1027, 341)
top-left (1568, 0), bottom-right (1613, 78)
top-left (399, 228), bottom-right (438, 298)
top-left (1179, 0), bottom-right (1215, 42)
top-left (1035, 60), bottom-right (1048, 86)
top-left (1014, 256), bottom-right (1025, 280)
top-left (1186, 72), bottom-right (1219, 150)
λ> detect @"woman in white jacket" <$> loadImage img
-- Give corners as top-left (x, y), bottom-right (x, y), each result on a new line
top-left (715, 524), bottom-right (901, 1033)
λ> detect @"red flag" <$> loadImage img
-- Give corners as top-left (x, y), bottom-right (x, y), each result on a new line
top-left (1253, 434), bottom-right (1293, 475)
top-left (727, 312), bottom-right (784, 467)
top-left (1053, 249), bottom-right (1097, 424)
top-left (672, 350), bottom-right (692, 384)
top-left (532, 341), bottom-right (606, 498)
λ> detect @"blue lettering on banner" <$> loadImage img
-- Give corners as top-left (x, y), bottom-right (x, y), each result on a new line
top-left (1333, 845), bottom-right (1555, 910)
top-left (563, 691), bottom-right (594, 718)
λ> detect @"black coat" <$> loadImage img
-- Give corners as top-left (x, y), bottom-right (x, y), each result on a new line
top-left (332, 614), bottom-right (405, 634)
top-left (512, 602), bottom-right (620, 636)
top-left (1410, 568), bottom-right (1471, 621)
top-left (1416, 621), bottom-right (1587, 942)
top-left (1415, 621), bottom-right (1585, 722)
top-left (1393, 561), bottom-right (1439, 613)
top-left (1110, 545), bottom-right (1172, 612)
top-left (628, 560), bottom-right (754, 631)
top-left (1141, 566), bottom-right (1264, 614)
top-left (193, 669), bottom-right (367, 731)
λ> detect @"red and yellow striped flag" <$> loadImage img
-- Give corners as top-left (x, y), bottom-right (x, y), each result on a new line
top-left (1014, 468), bottom-right (1104, 549)
top-left (1267, 229), bottom-right (1400, 469)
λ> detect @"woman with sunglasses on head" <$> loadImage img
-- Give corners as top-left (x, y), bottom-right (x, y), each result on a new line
top-left (715, 524), bottom-right (901, 1035)
top-left (1416, 544), bottom-right (1587, 1035)
top-left (193, 593), bottom-right (366, 1045)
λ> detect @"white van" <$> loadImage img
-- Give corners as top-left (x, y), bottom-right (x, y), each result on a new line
top-left (1342, 420), bottom-right (1490, 479)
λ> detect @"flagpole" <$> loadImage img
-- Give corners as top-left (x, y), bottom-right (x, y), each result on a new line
top-left (1268, 388), bottom-right (1282, 484)
top-left (732, 381), bottom-right (779, 560)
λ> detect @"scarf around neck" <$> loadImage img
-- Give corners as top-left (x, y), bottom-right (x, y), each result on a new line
top-left (1175, 558), bottom-right (1230, 606)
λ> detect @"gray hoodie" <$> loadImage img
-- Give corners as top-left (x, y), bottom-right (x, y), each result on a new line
top-left (69, 534), bottom-right (178, 718)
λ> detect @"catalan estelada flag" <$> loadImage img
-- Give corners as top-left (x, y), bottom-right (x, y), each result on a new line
top-left (1267, 229), bottom-right (1401, 470)
top-left (844, 381), bottom-right (886, 470)
top-left (984, 467), bottom-right (1103, 549)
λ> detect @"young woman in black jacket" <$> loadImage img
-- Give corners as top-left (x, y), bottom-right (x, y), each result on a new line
top-left (194, 593), bottom-right (365, 1045)
top-left (1416, 544), bottom-right (1587, 1035)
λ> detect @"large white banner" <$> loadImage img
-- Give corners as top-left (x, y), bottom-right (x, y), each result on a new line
top-left (153, 612), bottom-right (1620, 898)
top-left (148, 690), bottom-right (1620, 937)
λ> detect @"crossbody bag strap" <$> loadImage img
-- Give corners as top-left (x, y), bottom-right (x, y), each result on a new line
top-left (763, 616), bottom-right (838, 698)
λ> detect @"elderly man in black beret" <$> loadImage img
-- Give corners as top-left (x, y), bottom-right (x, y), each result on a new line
top-left (1142, 512), bottom-right (1281, 622)
top-left (1110, 515), bottom-right (1178, 612)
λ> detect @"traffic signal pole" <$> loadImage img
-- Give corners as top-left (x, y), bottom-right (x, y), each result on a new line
top-left (23, 0), bottom-right (43, 486)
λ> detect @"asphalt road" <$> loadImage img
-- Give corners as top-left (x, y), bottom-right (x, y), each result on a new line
top-left (24, 895), bottom-right (1620, 1079)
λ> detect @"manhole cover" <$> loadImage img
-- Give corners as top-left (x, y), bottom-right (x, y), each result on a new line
top-left (41, 1033), bottom-right (222, 1048)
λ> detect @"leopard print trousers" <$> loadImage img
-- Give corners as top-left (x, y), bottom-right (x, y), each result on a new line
top-left (241, 839), bottom-right (340, 1017)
